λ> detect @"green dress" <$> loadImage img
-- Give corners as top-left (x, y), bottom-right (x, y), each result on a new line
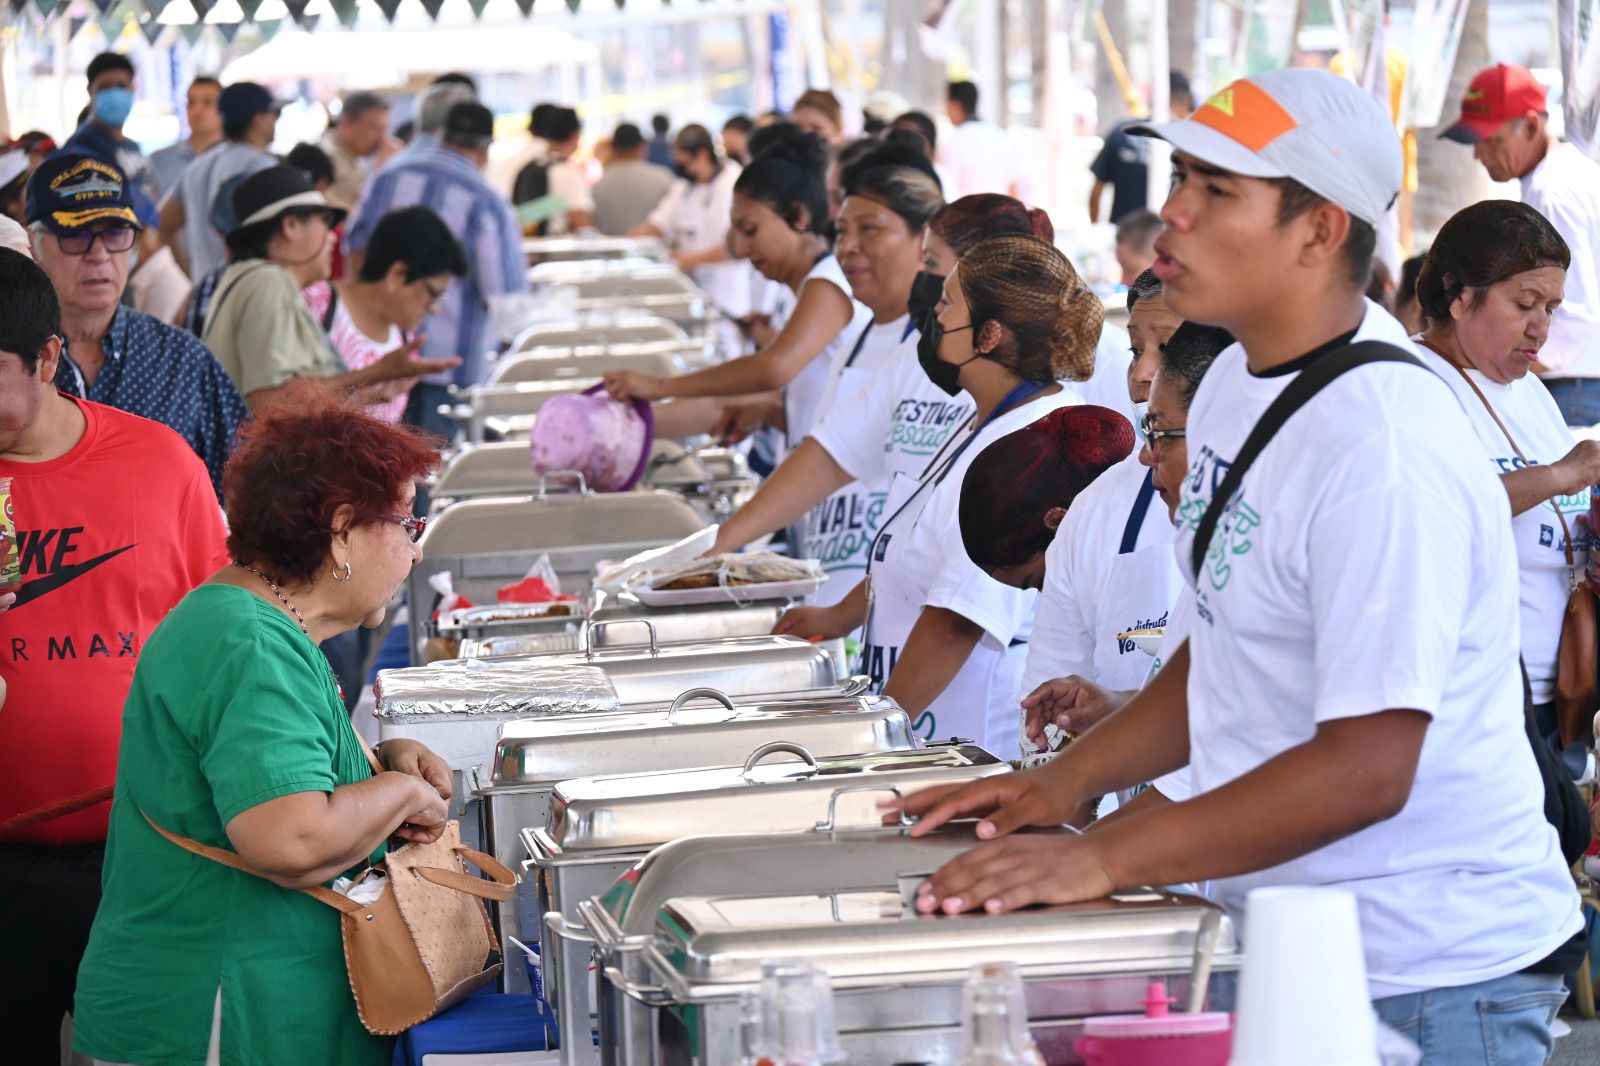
top-left (73, 585), bottom-right (391, 1066)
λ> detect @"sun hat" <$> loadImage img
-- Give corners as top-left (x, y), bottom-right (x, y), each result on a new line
top-left (228, 164), bottom-right (346, 237)
top-left (1127, 67), bottom-right (1402, 227)
top-left (528, 385), bottom-right (655, 493)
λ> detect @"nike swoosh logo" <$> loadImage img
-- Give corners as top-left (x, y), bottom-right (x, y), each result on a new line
top-left (11, 544), bottom-right (137, 609)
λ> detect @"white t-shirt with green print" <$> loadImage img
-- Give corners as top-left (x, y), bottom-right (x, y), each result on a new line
top-left (1416, 347), bottom-right (1590, 706)
top-left (1172, 301), bottom-right (1580, 999)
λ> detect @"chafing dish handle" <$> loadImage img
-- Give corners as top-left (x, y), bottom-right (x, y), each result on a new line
top-left (813, 784), bottom-right (912, 832)
top-left (838, 674), bottom-right (873, 697)
top-left (582, 618), bottom-right (660, 658)
top-left (741, 740), bottom-right (820, 781)
top-left (601, 963), bottom-right (674, 1006)
top-left (666, 687), bottom-right (737, 721)
top-left (536, 469), bottom-right (592, 500)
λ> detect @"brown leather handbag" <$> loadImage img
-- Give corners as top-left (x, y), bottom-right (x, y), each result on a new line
top-left (1448, 360), bottom-right (1598, 749)
top-left (143, 744), bottom-right (517, 1035)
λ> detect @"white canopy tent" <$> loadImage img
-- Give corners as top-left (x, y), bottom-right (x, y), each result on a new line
top-left (220, 23), bottom-right (602, 83)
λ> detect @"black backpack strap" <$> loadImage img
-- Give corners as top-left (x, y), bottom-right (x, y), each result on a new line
top-left (1191, 340), bottom-right (1426, 578)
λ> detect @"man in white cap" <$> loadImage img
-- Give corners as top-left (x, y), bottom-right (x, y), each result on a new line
top-left (904, 68), bottom-right (1582, 1063)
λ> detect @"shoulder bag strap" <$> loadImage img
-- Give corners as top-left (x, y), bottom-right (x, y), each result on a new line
top-left (1437, 353), bottom-right (1578, 573)
top-left (1191, 340), bottom-right (1427, 578)
top-left (202, 261), bottom-right (272, 337)
top-left (140, 809), bottom-right (361, 913)
top-left (138, 736), bottom-right (385, 914)
top-left (320, 285), bottom-right (340, 333)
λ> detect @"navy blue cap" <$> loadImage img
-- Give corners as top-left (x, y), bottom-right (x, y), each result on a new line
top-left (25, 152), bottom-right (142, 234)
top-left (218, 82), bottom-right (283, 129)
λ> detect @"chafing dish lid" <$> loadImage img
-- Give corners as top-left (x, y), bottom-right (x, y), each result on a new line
top-left (648, 888), bottom-right (1238, 989)
top-left (543, 745), bottom-right (1003, 854)
top-left (488, 694), bottom-right (913, 787)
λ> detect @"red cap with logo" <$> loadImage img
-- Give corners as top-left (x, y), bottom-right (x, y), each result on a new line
top-left (1440, 63), bottom-right (1548, 144)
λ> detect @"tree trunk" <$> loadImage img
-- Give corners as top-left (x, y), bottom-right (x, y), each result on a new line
top-left (1412, 0), bottom-right (1493, 245)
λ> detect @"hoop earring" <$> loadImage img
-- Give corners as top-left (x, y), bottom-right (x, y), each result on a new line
top-left (336, 561), bottom-right (353, 582)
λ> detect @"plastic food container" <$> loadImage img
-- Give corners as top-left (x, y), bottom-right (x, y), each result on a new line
top-left (1076, 982), bottom-right (1232, 1066)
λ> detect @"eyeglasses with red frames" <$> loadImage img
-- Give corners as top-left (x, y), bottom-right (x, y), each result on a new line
top-left (389, 514), bottom-right (427, 543)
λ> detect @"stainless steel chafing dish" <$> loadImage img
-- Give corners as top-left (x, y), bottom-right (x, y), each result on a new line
top-left (522, 236), bottom-right (669, 264)
top-left (528, 745), bottom-right (1005, 1050)
top-left (584, 877), bottom-right (1238, 1066)
top-left (563, 819), bottom-right (1235, 1062)
top-left (381, 629), bottom-right (838, 778)
top-left (479, 684), bottom-right (914, 993)
top-left (405, 488), bottom-right (705, 663)
top-left (485, 343), bottom-right (696, 388)
top-left (482, 629), bottom-right (838, 704)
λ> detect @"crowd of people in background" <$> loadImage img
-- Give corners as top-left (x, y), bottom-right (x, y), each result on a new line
top-left (0, 45), bottom-right (1598, 1066)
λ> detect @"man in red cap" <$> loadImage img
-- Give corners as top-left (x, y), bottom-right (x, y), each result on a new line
top-left (1444, 63), bottom-right (1600, 426)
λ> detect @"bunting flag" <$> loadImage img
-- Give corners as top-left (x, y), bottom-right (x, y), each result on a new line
top-left (68, 14), bottom-right (86, 36)
top-left (188, 0), bottom-right (213, 20)
top-left (419, 0), bottom-right (445, 19)
top-left (7, 0), bottom-right (26, 14)
top-left (295, 12), bottom-right (318, 30)
top-left (255, 17), bottom-right (283, 38)
top-left (374, 0), bottom-right (402, 20)
top-left (177, 21), bottom-right (207, 43)
top-left (35, 0), bottom-right (60, 18)
top-left (236, 0), bottom-right (264, 20)
top-left (513, 0), bottom-right (535, 14)
top-left (89, 0), bottom-right (117, 13)
top-left (138, 0), bottom-right (169, 18)
top-left (563, 0), bottom-right (579, 12)
top-left (139, 18), bottom-right (166, 44)
top-left (330, 0), bottom-right (359, 27)
top-left (217, 19), bottom-right (244, 41)
top-left (466, 0), bottom-right (491, 17)
top-left (99, 13), bottom-right (128, 41)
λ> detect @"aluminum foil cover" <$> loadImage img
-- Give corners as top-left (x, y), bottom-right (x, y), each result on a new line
top-left (374, 660), bottom-right (621, 720)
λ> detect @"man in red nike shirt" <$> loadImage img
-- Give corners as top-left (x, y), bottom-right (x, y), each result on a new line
top-left (0, 247), bottom-right (229, 1060)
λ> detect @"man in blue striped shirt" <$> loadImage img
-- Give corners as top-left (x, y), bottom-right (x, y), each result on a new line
top-left (344, 101), bottom-right (526, 436)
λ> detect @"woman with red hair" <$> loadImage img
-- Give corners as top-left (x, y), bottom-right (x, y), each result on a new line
top-left (74, 405), bottom-right (451, 1066)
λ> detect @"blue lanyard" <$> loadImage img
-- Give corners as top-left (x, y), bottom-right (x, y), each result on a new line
top-left (841, 315), bottom-right (917, 370)
top-left (869, 377), bottom-right (1055, 572)
top-left (1119, 469), bottom-right (1158, 555)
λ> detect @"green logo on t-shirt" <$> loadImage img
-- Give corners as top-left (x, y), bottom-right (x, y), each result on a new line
top-left (1198, 499), bottom-right (1261, 591)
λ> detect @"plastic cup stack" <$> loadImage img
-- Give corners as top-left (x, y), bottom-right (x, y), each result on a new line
top-left (1230, 886), bottom-right (1378, 1066)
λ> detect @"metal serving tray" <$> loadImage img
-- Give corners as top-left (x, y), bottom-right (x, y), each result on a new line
top-left (480, 631), bottom-right (837, 707)
top-left (478, 684), bottom-right (912, 995)
top-left (521, 237), bottom-right (669, 264)
top-left (508, 316), bottom-right (686, 352)
top-left (526, 746), bottom-right (1002, 1054)
top-left (591, 883), bottom-right (1238, 1066)
top-left (542, 744), bottom-right (1004, 855)
top-left (405, 489), bottom-right (705, 664)
top-left (485, 344), bottom-right (694, 387)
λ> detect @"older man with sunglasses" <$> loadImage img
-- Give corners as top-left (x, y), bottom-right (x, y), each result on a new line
top-left (27, 155), bottom-right (245, 499)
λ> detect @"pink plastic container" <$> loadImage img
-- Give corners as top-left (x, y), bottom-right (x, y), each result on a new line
top-left (528, 385), bottom-right (654, 492)
top-left (1074, 983), bottom-right (1232, 1066)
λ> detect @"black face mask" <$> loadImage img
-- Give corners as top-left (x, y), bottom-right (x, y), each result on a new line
top-left (907, 271), bottom-right (945, 330)
top-left (917, 319), bottom-right (976, 396)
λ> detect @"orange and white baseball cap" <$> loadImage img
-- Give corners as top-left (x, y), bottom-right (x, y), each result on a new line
top-left (1129, 68), bottom-right (1402, 227)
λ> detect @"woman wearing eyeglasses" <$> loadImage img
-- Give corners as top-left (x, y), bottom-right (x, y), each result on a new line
top-left (304, 205), bottom-right (468, 423)
top-left (74, 403), bottom-right (449, 1066)
top-left (203, 166), bottom-right (460, 417)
